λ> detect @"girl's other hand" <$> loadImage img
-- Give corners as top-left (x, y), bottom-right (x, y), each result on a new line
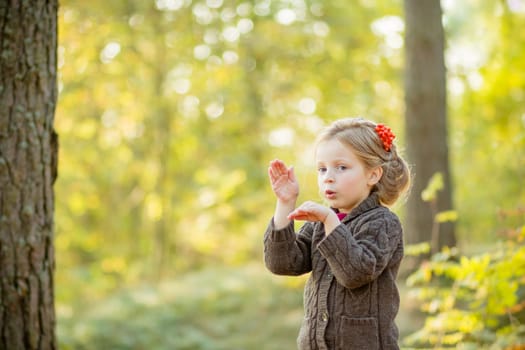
top-left (287, 201), bottom-right (330, 222)
top-left (268, 159), bottom-right (299, 203)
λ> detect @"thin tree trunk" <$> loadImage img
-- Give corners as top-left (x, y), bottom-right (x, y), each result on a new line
top-left (0, 1), bottom-right (58, 349)
top-left (403, 0), bottom-right (456, 250)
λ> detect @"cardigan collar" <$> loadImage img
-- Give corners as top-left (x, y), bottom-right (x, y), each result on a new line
top-left (332, 192), bottom-right (381, 223)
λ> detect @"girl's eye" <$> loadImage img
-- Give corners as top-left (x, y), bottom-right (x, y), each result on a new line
top-left (337, 165), bottom-right (347, 171)
top-left (317, 167), bottom-right (327, 173)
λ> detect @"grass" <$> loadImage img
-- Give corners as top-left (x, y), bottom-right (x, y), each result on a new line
top-left (58, 264), bottom-right (306, 350)
top-left (57, 263), bottom-right (426, 349)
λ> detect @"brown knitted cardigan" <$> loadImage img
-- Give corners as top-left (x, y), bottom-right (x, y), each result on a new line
top-left (263, 193), bottom-right (403, 350)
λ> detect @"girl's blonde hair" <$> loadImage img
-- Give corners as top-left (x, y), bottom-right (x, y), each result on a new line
top-left (316, 117), bottom-right (411, 206)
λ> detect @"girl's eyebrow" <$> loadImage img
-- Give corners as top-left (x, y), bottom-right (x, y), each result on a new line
top-left (317, 158), bottom-right (350, 163)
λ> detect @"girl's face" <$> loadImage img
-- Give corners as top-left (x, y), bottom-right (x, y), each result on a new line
top-left (316, 139), bottom-right (381, 213)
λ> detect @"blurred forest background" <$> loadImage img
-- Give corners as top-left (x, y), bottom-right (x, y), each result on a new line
top-left (52, 0), bottom-right (525, 349)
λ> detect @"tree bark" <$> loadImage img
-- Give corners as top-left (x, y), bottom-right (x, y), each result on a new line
top-left (0, 1), bottom-right (58, 349)
top-left (403, 0), bottom-right (456, 250)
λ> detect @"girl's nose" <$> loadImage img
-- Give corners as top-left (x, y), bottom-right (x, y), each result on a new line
top-left (323, 169), bottom-right (335, 182)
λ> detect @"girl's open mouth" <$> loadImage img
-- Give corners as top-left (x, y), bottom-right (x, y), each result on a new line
top-left (325, 190), bottom-right (336, 199)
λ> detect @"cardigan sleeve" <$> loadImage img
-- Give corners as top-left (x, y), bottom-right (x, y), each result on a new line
top-left (317, 211), bottom-right (402, 289)
top-left (263, 218), bottom-right (314, 276)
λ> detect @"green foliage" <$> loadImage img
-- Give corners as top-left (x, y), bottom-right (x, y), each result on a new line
top-left (403, 214), bottom-right (525, 349)
top-left (447, 1), bottom-right (525, 241)
top-left (420, 172), bottom-right (458, 255)
top-left (55, 0), bottom-right (406, 306)
top-left (58, 265), bottom-right (305, 350)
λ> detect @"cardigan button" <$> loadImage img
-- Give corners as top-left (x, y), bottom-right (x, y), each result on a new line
top-left (321, 312), bottom-right (328, 322)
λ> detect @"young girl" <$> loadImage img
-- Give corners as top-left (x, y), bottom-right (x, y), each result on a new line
top-left (263, 117), bottom-right (410, 350)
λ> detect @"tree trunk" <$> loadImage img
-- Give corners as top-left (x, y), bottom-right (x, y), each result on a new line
top-left (0, 1), bottom-right (58, 349)
top-left (403, 0), bottom-right (456, 250)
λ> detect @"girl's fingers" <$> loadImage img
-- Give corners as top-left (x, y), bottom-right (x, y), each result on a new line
top-left (288, 166), bottom-right (296, 182)
top-left (268, 161), bottom-right (279, 178)
top-left (269, 161), bottom-right (283, 178)
top-left (288, 208), bottom-right (308, 218)
top-left (268, 166), bottom-right (276, 181)
top-left (271, 159), bottom-right (287, 175)
top-left (288, 213), bottom-right (310, 221)
top-left (268, 166), bottom-right (277, 177)
top-left (269, 159), bottom-right (292, 180)
top-left (288, 202), bottom-right (326, 221)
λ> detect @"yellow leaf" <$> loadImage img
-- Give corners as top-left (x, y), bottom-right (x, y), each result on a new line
top-left (435, 210), bottom-right (459, 223)
top-left (421, 173), bottom-right (444, 202)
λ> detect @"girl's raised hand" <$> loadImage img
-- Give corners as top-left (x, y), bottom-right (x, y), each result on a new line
top-left (268, 159), bottom-right (299, 203)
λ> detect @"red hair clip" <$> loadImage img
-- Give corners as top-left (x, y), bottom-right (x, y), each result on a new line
top-left (375, 123), bottom-right (395, 151)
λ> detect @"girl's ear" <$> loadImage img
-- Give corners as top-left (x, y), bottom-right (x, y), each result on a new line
top-left (368, 166), bottom-right (383, 186)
